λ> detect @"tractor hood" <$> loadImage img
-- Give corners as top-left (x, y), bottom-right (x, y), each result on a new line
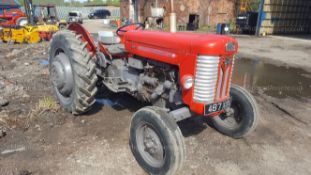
top-left (124, 30), bottom-right (238, 58)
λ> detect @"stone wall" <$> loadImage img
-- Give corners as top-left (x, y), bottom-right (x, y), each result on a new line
top-left (120, 0), bottom-right (238, 27)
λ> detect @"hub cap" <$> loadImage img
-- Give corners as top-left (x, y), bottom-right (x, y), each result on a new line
top-left (136, 123), bottom-right (165, 168)
top-left (220, 102), bottom-right (243, 129)
top-left (50, 53), bottom-right (74, 97)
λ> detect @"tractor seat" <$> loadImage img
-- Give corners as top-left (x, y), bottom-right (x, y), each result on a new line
top-left (98, 31), bottom-right (126, 54)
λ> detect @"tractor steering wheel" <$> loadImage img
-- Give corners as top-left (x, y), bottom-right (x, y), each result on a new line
top-left (116, 23), bottom-right (144, 36)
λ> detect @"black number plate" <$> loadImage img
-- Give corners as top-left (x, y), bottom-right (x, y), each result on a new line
top-left (205, 100), bottom-right (231, 115)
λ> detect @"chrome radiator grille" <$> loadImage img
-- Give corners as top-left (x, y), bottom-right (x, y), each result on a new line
top-left (193, 56), bottom-right (219, 103)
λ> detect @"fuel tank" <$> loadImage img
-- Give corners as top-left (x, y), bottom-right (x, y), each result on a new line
top-left (124, 30), bottom-right (238, 65)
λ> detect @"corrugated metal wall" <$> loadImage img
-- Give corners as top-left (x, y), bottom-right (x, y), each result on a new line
top-left (19, 6), bottom-right (120, 19)
top-left (258, 0), bottom-right (311, 34)
top-left (55, 6), bottom-right (120, 19)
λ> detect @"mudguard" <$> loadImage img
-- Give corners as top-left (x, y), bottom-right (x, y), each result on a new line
top-left (67, 22), bottom-right (97, 56)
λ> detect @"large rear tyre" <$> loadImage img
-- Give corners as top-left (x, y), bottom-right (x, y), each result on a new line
top-left (130, 107), bottom-right (185, 175)
top-left (49, 30), bottom-right (98, 114)
top-left (211, 85), bottom-right (259, 138)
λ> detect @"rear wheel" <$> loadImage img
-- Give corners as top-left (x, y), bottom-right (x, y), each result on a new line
top-left (130, 107), bottom-right (185, 175)
top-left (211, 85), bottom-right (259, 138)
top-left (49, 30), bottom-right (98, 114)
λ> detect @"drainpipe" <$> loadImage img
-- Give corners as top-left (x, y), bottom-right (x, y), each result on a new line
top-left (169, 0), bottom-right (177, 33)
top-left (255, 0), bottom-right (265, 36)
top-left (129, 0), bottom-right (132, 21)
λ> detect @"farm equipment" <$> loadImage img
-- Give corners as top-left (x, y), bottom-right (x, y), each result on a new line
top-left (0, 0), bottom-right (66, 43)
top-left (0, 0), bottom-right (27, 27)
top-left (0, 0), bottom-right (39, 43)
top-left (23, 0), bottom-right (65, 41)
top-left (49, 22), bottom-right (260, 175)
top-left (0, 25), bottom-right (40, 43)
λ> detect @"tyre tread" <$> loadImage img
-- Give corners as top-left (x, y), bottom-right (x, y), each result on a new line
top-left (211, 85), bottom-right (260, 138)
top-left (49, 30), bottom-right (98, 115)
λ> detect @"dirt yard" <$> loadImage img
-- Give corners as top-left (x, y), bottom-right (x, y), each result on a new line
top-left (0, 23), bottom-right (311, 175)
top-left (237, 35), bottom-right (311, 73)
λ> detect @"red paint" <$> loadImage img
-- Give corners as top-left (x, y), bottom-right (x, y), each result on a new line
top-left (39, 31), bottom-right (54, 41)
top-left (124, 30), bottom-right (238, 115)
top-left (68, 24), bottom-right (238, 116)
top-left (68, 23), bottom-right (97, 56)
top-left (0, 8), bottom-right (25, 27)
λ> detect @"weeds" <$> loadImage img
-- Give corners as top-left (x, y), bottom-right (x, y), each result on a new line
top-left (31, 96), bottom-right (59, 118)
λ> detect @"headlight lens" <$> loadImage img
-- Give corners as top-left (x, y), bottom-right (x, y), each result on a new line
top-left (183, 76), bottom-right (194, 90)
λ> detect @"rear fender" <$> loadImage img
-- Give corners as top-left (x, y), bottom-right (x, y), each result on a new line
top-left (67, 22), bottom-right (96, 56)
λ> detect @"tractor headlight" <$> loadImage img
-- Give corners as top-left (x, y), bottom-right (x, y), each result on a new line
top-left (182, 76), bottom-right (194, 90)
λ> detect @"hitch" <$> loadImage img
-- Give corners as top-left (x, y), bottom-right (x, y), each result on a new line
top-left (169, 107), bottom-right (192, 122)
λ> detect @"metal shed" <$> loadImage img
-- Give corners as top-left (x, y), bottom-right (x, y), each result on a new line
top-left (256, 0), bottom-right (311, 35)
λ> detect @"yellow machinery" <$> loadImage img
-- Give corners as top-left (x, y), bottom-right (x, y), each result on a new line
top-left (0, 0), bottom-right (65, 44)
top-left (37, 24), bottom-right (59, 41)
top-left (0, 25), bottom-right (40, 43)
top-left (239, 0), bottom-right (252, 13)
top-left (31, 3), bottom-right (66, 40)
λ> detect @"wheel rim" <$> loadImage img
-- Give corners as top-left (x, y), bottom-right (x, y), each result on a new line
top-left (220, 100), bottom-right (243, 129)
top-left (50, 53), bottom-right (74, 99)
top-left (136, 123), bottom-right (165, 168)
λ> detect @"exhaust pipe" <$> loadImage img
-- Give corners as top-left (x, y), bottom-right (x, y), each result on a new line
top-left (169, 0), bottom-right (176, 33)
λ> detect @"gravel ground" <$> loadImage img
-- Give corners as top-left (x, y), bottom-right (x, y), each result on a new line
top-left (236, 35), bottom-right (311, 73)
top-left (0, 23), bottom-right (310, 175)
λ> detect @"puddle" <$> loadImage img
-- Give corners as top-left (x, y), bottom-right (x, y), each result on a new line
top-left (39, 59), bottom-right (49, 66)
top-left (96, 98), bottom-right (121, 107)
top-left (232, 58), bottom-right (311, 99)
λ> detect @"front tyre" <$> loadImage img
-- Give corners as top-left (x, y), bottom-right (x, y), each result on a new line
top-left (49, 30), bottom-right (98, 115)
top-left (211, 85), bottom-right (259, 138)
top-left (130, 107), bottom-right (185, 175)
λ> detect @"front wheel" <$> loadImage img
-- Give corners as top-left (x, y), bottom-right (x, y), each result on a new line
top-left (130, 107), bottom-right (185, 175)
top-left (211, 85), bottom-right (259, 138)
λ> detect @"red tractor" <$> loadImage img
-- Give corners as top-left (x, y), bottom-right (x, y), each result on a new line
top-left (0, 1), bottom-right (27, 27)
top-left (49, 23), bottom-right (259, 175)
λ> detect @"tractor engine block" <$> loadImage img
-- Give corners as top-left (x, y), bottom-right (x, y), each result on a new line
top-left (102, 57), bottom-right (182, 109)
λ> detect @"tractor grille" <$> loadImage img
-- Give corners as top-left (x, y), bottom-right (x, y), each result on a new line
top-left (193, 55), bottom-right (234, 103)
top-left (193, 56), bottom-right (219, 103)
top-left (216, 57), bottom-right (235, 99)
